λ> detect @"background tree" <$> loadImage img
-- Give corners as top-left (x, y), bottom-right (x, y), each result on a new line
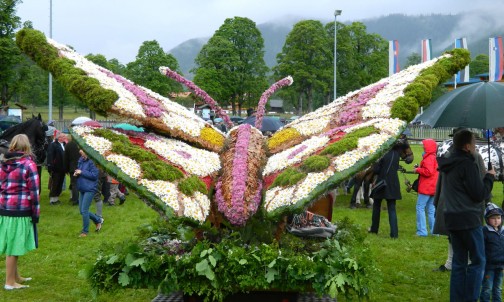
top-left (0, 0), bottom-right (22, 109)
top-left (125, 40), bottom-right (183, 96)
top-left (86, 53), bottom-right (126, 75)
top-left (405, 52), bottom-right (421, 68)
top-left (274, 20), bottom-right (332, 114)
top-left (469, 53), bottom-right (489, 77)
top-left (331, 22), bottom-right (388, 96)
top-left (193, 17), bottom-right (269, 115)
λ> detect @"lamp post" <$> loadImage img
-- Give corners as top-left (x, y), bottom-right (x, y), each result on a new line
top-left (48, 0), bottom-right (53, 121)
top-left (333, 9), bottom-right (342, 100)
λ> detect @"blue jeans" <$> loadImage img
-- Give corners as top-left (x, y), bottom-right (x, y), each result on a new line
top-left (79, 191), bottom-right (101, 234)
top-left (450, 227), bottom-right (486, 302)
top-left (370, 199), bottom-right (398, 238)
top-left (480, 268), bottom-right (503, 302)
top-left (416, 194), bottom-right (435, 236)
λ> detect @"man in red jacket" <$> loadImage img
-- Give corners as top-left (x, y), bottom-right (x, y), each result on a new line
top-left (413, 139), bottom-right (439, 236)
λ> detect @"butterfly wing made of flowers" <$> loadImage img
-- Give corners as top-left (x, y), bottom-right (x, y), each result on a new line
top-left (262, 50), bottom-right (470, 219)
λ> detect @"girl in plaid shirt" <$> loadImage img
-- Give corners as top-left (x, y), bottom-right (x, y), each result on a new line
top-left (0, 134), bottom-right (40, 290)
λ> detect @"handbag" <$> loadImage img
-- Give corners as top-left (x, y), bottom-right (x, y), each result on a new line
top-left (370, 152), bottom-right (395, 198)
top-left (412, 177), bottom-right (419, 192)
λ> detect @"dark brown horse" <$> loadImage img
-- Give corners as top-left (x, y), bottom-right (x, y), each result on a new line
top-left (0, 114), bottom-right (48, 189)
top-left (349, 134), bottom-right (414, 208)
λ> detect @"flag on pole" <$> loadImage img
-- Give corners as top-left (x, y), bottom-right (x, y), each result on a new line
top-left (454, 38), bottom-right (469, 84)
top-left (421, 39), bottom-right (432, 62)
top-left (389, 40), bottom-right (400, 76)
top-left (489, 36), bottom-right (503, 82)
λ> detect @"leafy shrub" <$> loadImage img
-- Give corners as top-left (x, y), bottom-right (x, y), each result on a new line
top-left (301, 155), bottom-right (330, 172)
top-left (178, 175), bottom-right (208, 196)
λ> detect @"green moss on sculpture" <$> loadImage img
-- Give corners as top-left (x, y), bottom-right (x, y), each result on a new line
top-left (111, 142), bottom-right (159, 162)
top-left (403, 82), bottom-right (431, 106)
top-left (321, 126), bottom-right (378, 157)
top-left (93, 128), bottom-right (130, 144)
top-left (178, 175), bottom-right (208, 196)
top-left (15, 28), bottom-right (117, 116)
top-left (301, 155), bottom-right (331, 172)
top-left (270, 167), bottom-right (307, 188)
top-left (141, 161), bottom-right (184, 181)
top-left (390, 96), bottom-right (419, 121)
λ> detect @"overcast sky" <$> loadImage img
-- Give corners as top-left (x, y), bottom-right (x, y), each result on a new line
top-left (16, 0), bottom-right (501, 64)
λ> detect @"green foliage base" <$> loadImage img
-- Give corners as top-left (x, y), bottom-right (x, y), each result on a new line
top-left (87, 218), bottom-right (378, 301)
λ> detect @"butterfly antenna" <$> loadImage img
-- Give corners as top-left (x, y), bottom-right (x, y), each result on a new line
top-left (159, 67), bottom-right (233, 127)
top-left (255, 76), bottom-right (293, 130)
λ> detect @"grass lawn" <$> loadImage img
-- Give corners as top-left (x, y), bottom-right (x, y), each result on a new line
top-left (0, 144), bottom-right (499, 301)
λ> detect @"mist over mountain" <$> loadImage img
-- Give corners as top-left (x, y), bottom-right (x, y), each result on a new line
top-left (169, 12), bottom-right (500, 79)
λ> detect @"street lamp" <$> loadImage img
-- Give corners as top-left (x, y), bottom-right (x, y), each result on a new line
top-left (48, 0), bottom-right (53, 121)
top-left (333, 9), bottom-right (342, 100)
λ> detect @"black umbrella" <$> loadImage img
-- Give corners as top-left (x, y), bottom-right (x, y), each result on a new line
top-left (417, 81), bottom-right (504, 168)
top-left (242, 116), bottom-right (284, 133)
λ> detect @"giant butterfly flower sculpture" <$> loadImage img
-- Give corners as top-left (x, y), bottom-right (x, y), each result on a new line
top-left (16, 28), bottom-right (470, 298)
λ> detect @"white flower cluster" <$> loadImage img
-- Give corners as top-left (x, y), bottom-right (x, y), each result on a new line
top-left (264, 186), bottom-right (296, 212)
top-left (144, 137), bottom-right (221, 176)
top-left (284, 99), bottom-right (345, 135)
top-left (83, 134), bottom-right (112, 155)
top-left (333, 149), bottom-right (369, 172)
top-left (72, 126), bottom-right (94, 136)
top-left (292, 171), bottom-right (333, 202)
top-left (373, 118), bottom-right (406, 135)
top-left (263, 136), bottom-right (330, 176)
top-left (358, 133), bottom-right (391, 154)
top-left (361, 57), bottom-right (443, 119)
top-left (161, 112), bottom-right (204, 137)
top-left (105, 154), bottom-right (141, 179)
top-left (139, 179), bottom-right (180, 212)
top-left (47, 39), bottom-right (146, 118)
top-left (181, 191), bottom-right (210, 223)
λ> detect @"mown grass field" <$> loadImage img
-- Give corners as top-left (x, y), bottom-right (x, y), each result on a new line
top-left (0, 141), bottom-right (499, 301)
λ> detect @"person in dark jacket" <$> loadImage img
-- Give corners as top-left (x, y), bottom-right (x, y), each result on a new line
top-left (75, 149), bottom-right (103, 237)
top-left (413, 139), bottom-right (438, 236)
top-left (480, 203), bottom-right (504, 302)
top-left (46, 132), bottom-right (66, 205)
top-left (368, 147), bottom-right (402, 238)
top-left (433, 128), bottom-right (487, 272)
top-left (0, 134), bottom-right (40, 290)
top-left (438, 129), bottom-right (495, 302)
top-left (63, 135), bottom-right (80, 205)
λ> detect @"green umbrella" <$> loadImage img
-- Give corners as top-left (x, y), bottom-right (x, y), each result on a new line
top-left (417, 81), bottom-right (504, 129)
top-left (417, 81), bottom-right (504, 169)
top-left (112, 123), bottom-right (144, 132)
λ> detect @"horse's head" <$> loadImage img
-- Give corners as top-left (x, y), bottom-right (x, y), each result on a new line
top-left (394, 134), bottom-right (414, 164)
top-left (0, 114), bottom-right (48, 165)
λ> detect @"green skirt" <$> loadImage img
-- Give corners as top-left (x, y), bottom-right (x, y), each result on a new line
top-left (0, 216), bottom-right (36, 256)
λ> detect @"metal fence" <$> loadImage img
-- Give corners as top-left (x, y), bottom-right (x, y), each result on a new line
top-left (53, 119), bottom-right (118, 133)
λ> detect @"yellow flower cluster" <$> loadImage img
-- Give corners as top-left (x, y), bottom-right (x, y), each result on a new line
top-left (267, 128), bottom-right (301, 150)
top-left (200, 127), bottom-right (225, 148)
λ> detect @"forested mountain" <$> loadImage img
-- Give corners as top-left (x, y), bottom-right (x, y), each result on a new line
top-left (170, 12), bottom-right (497, 79)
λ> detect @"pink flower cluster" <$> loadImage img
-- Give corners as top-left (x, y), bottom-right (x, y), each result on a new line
top-left (335, 82), bottom-right (388, 125)
top-left (216, 124), bottom-right (253, 225)
top-left (255, 76), bottom-right (293, 130)
top-left (174, 150), bottom-right (192, 159)
top-left (287, 145), bottom-right (308, 159)
top-left (161, 67), bottom-right (233, 128)
top-left (100, 68), bottom-right (164, 118)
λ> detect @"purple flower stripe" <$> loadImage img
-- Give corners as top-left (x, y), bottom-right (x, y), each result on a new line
top-left (99, 68), bottom-right (164, 118)
top-left (255, 76), bottom-right (293, 129)
top-left (247, 181), bottom-right (262, 214)
top-left (174, 150), bottom-right (191, 159)
top-left (161, 67), bottom-right (233, 128)
top-left (323, 125), bottom-right (353, 137)
top-left (215, 179), bottom-right (226, 213)
top-left (287, 145), bottom-right (308, 159)
top-left (336, 82), bottom-right (388, 125)
top-left (226, 124), bottom-right (252, 225)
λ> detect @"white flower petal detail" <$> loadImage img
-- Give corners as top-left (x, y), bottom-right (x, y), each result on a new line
top-left (83, 134), bottom-right (112, 155)
top-left (106, 154), bottom-right (141, 179)
top-left (263, 136), bottom-right (330, 176)
top-left (139, 179), bottom-right (180, 212)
